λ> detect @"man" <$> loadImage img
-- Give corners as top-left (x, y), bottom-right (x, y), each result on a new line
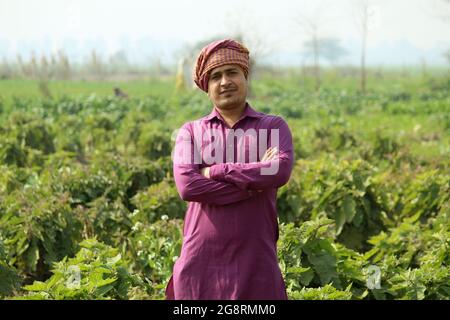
top-left (166, 39), bottom-right (294, 300)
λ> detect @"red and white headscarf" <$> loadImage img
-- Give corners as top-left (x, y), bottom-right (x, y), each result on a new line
top-left (194, 39), bottom-right (250, 92)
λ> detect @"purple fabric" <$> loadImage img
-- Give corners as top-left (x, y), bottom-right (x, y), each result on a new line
top-left (167, 103), bottom-right (294, 300)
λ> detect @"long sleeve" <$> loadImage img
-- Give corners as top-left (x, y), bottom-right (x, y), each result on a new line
top-left (173, 123), bottom-right (253, 206)
top-left (168, 105), bottom-right (290, 301)
top-left (208, 116), bottom-right (294, 190)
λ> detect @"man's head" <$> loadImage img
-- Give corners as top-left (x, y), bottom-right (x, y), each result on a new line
top-left (194, 39), bottom-right (250, 110)
top-left (206, 64), bottom-right (248, 110)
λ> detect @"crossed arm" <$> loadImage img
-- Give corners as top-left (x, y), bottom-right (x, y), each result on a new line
top-left (173, 117), bottom-right (294, 206)
top-left (201, 146), bottom-right (281, 189)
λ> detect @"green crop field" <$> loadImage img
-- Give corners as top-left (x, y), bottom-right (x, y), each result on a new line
top-left (0, 73), bottom-right (449, 300)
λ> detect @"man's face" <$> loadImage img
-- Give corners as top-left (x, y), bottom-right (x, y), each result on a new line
top-left (207, 64), bottom-right (248, 110)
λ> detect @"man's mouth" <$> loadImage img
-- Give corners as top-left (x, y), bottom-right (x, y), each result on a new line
top-left (220, 90), bottom-right (236, 95)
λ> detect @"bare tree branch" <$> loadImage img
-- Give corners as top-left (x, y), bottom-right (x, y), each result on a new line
top-left (293, 0), bottom-right (334, 91)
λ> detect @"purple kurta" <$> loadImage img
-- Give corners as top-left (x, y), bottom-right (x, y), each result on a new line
top-left (166, 103), bottom-right (294, 300)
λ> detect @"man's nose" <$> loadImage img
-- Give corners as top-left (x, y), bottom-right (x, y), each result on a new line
top-left (220, 75), bottom-right (231, 86)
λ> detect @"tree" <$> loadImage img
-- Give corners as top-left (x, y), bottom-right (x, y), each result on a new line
top-left (223, 10), bottom-right (274, 97)
top-left (303, 38), bottom-right (348, 66)
top-left (109, 50), bottom-right (129, 74)
top-left (57, 50), bottom-right (71, 80)
top-left (89, 50), bottom-right (104, 80)
top-left (295, 10), bottom-right (323, 91)
top-left (0, 57), bottom-right (13, 79)
top-left (353, 0), bottom-right (376, 94)
top-left (294, 1), bottom-right (336, 91)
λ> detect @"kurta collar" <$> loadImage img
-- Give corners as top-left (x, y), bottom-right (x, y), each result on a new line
top-left (204, 102), bottom-right (263, 123)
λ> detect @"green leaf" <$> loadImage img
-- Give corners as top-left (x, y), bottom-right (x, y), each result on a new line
top-left (343, 196), bottom-right (356, 223)
top-left (287, 266), bottom-right (315, 286)
top-left (24, 281), bottom-right (48, 292)
top-left (335, 209), bottom-right (346, 236)
top-left (106, 254), bottom-right (122, 266)
top-left (24, 241), bottom-right (39, 272)
top-left (305, 240), bottom-right (338, 286)
top-left (95, 284), bottom-right (115, 296)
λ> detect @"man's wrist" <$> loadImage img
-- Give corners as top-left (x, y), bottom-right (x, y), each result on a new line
top-left (209, 164), bottom-right (226, 181)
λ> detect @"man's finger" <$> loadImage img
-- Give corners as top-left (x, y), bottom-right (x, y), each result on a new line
top-left (264, 148), bottom-right (275, 157)
top-left (266, 148), bottom-right (279, 161)
top-left (261, 147), bottom-right (280, 162)
top-left (261, 148), bottom-right (273, 161)
top-left (266, 147), bottom-right (277, 156)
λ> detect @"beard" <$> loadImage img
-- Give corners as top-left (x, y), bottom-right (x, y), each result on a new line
top-left (214, 90), bottom-right (247, 110)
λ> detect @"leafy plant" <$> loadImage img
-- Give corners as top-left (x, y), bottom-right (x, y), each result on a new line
top-left (21, 239), bottom-right (147, 300)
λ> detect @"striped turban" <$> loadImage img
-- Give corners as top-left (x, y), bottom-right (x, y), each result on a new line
top-left (194, 39), bottom-right (250, 92)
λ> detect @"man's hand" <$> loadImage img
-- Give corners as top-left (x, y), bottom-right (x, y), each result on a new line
top-left (201, 147), bottom-right (278, 186)
top-left (256, 147), bottom-right (279, 192)
top-left (261, 147), bottom-right (278, 162)
top-left (201, 167), bottom-right (210, 179)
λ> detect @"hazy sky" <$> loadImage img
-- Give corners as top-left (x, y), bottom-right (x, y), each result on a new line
top-left (1, 0), bottom-right (449, 65)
